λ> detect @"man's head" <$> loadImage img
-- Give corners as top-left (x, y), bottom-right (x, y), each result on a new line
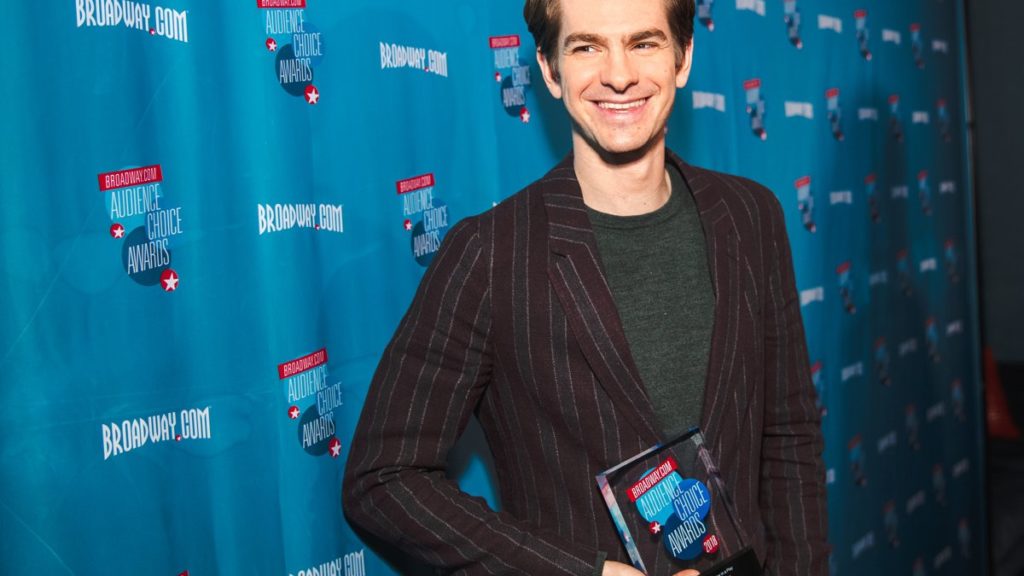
top-left (524, 0), bottom-right (695, 81)
top-left (525, 0), bottom-right (695, 161)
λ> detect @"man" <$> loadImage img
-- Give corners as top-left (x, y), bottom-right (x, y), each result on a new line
top-left (342, 0), bottom-right (829, 574)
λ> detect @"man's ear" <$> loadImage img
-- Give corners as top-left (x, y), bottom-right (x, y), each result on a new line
top-left (675, 41), bottom-right (694, 89)
top-left (536, 48), bottom-right (563, 100)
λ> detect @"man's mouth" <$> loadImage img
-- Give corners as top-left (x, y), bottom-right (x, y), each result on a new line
top-left (596, 98), bottom-right (648, 110)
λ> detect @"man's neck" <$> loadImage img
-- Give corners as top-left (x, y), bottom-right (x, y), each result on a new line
top-left (573, 137), bottom-right (671, 217)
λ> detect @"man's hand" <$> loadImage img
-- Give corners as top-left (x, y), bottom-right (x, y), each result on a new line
top-left (602, 561), bottom-right (644, 575)
top-left (602, 561), bottom-right (699, 576)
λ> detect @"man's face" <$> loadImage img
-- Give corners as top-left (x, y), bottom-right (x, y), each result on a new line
top-left (538, 0), bottom-right (692, 160)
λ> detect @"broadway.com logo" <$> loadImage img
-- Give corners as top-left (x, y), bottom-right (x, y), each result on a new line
top-left (76, 0), bottom-right (189, 43)
top-left (101, 406), bottom-right (211, 460)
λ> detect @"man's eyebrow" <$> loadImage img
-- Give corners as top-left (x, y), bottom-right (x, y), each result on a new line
top-left (628, 29), bottom-right (669, 43)
top-left (562, 29), bottom-right (669, 48)
top-left (563, 32), bottom-right (606, 47)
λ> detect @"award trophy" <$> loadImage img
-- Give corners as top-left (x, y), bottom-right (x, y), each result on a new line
top-left (596, 428), bottom-right (761, 576)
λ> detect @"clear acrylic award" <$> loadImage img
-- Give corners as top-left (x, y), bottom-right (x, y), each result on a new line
top-left (595, 428), bottom-right (761, 576)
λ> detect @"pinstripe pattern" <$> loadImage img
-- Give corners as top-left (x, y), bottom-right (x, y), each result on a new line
top-left (343, 151), bottom-right (829, 575)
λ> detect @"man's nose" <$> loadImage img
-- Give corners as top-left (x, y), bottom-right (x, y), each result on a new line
top-left (601, 49), bottom-right (639, 92)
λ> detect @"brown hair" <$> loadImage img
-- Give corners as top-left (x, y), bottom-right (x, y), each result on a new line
top-left (524, 0), bottom-right (695, 79)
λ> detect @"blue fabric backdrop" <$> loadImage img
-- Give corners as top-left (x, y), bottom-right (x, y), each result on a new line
top-left (0, 1), bottom-right (984, 574)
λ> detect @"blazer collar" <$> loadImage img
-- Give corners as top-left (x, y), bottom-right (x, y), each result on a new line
top-left (541, 150), bottom-right (738, 447)
top-left (540, 151), bottom-right (738, 242)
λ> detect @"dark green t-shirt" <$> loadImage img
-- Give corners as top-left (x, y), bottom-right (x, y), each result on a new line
top-left (585, 165), bottom-right (715, 439)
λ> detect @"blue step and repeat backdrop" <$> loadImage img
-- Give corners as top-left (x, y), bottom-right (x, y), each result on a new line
top-left (0, 0), bottom-right (985, 575)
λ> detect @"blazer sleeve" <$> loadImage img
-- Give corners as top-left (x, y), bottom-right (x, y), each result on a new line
top-left (342, 216), bottom-right (602, 575)
top-left (758, 195), bottom-right (831, 575)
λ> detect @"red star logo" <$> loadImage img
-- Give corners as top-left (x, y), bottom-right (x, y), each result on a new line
top-left (328, 437), bottom-right (342, 458)
top-left (161, 269), bottom-right (180, 292)
top-left (266, 38), bottom-right (277, 52)
top-left (110, 223), bottom-right (125, 239)
top-left (149, 28), bottom-right (155, 35)
top-left (648, 521), bottom-right (661, 535)
top-left (519, 107), bottom-right (531, 123)
top-left (288, 406), bottom-right (300, 419)
top-left (175, 434), bottom-right (182, 441)
top-left (403, 219), bottom-right (412, 231)
top-left (305, 84), bottom-right (320, 105)
top-left (494, 71), bottom-right (502, 82)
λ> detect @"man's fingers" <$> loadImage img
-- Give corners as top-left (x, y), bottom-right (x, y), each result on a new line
top-left (601, 560), bottom-right (646, 575)
top-left (671, 570), bottom-right (701, 576)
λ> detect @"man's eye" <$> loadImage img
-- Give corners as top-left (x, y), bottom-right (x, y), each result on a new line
top-left (571, 45), bottom-right (598, 53)
top-left (634, 42), bottom-right (658, 50)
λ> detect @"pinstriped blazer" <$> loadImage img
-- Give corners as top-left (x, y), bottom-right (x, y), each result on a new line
top-left (342, 151), bottom-right (829, 575)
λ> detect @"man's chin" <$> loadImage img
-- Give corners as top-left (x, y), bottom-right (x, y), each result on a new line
top-left (570, 119), bottom-right (668, 165)
top-left (588, 136), bottom-right (664, 166)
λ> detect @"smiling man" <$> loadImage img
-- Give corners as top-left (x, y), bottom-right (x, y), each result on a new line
top-left (343, 1), bottom-right (829, 575)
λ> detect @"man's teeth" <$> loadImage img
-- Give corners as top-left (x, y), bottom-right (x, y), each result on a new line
top-left (598, 99), bottom-right (646, 110)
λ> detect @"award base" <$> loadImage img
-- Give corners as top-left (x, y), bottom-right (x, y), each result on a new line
top-left (698, 546), bottom-right (761, 576)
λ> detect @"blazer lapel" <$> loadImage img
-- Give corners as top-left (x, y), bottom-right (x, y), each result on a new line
top-left (669, 152), bottom-right (741, 447)
top-left (540, 159), bottom-right (664, 447)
